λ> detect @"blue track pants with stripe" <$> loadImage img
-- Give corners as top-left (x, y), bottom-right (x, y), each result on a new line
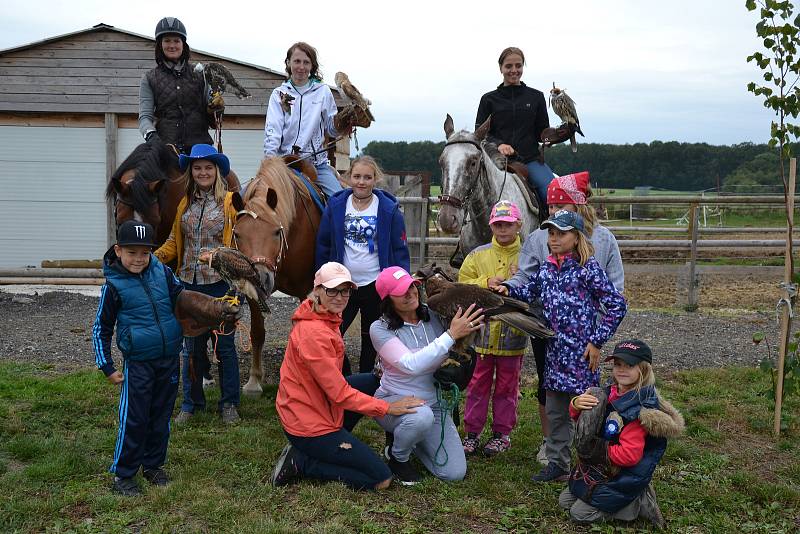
top-left (111, 356), bottom-right (179, 478)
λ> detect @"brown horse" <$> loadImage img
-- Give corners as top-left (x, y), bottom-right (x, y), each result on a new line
top-left (232, 156), bottom-right (322, 396)
top-left (106, 142), bottom-right (184, 246)
top-left (107, 141), bottom-right (241, 247)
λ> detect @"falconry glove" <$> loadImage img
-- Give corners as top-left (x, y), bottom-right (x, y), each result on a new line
top-left (174, 290), bottom-right (240, 337)
top-left (334, 104), bottom-right (372, 132)
top-left (540, 123), bottom-right (578, 147)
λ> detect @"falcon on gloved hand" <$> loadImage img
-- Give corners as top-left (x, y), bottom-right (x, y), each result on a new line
top-left (335, 71), bottom-right (375, 124)
top-left (549, 83), bottom-right (584, 152)
top-left (200, 247), bottom-right (271, 313)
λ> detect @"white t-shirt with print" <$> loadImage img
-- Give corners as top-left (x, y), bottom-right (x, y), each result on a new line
top-left (343, 194), bottom-right (380, 287)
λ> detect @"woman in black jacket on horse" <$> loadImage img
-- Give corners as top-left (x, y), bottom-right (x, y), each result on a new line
top-left (476, 47), bottom-right (555, 210)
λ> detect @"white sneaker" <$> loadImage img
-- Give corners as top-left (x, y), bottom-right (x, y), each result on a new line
top-left (202, 377), bottom-right (215, 389)
top-left (536, 438), bottom-right (549, 466)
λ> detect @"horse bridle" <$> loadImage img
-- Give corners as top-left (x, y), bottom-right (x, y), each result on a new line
top-left (439, 138), bottom-right (501, 225)
top-left (233, 207), bottom-right (288, 272)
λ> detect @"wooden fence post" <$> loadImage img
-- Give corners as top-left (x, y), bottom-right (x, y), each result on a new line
top-left (774, 157), bottom-right (797, 436)
top-left (686, 203), bottom-right (700, 311)
top-left (104, 113), bottom-right (118, 247)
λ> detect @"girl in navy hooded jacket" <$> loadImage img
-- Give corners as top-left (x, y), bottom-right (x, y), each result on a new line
top-left (315, 156), bottom-right (410, 374)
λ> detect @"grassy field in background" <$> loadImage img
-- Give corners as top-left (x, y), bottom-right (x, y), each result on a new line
top-left (1, 362), bottom-right (798, 533)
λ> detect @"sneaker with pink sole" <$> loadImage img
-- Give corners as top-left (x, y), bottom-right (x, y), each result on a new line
top-left (483, 432), bottom-right (511, 457)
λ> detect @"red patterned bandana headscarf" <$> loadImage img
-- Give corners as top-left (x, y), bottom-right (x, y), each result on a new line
top-left (547, 171), bottom-right (590, 205)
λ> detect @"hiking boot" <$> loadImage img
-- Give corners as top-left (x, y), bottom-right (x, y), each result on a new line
top-left (142, 468), bottom-right (169, 486)
top-left (112, 476), bottom-right (141, 497)
top-left (463, 432), bottom-right (481, 456)
top-left (536, 438), bottom-right (549, 466)
top-left (271, 444), bottom-right (301, 487)
top-left (174, 411), bottom-right (193, 424)
top-left (388, 454), bottom-right (422, 486)
top-left (482, 432), bottom-right (511, 457)
top-left (221, 403), bottom-right (240, 424)
top-left (384, 431), bottom-right (394, 461)
top-left (532, 462), bottom-right (569, 482)
top-left (639, 483), bottom-right (666, 529)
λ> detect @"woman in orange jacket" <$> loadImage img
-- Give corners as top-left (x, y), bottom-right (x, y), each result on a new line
top-left (270, 262), bottom-right (422, 490)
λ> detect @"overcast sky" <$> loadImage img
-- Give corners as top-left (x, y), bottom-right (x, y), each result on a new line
top-left (1, 0), bottom-right (780, 147)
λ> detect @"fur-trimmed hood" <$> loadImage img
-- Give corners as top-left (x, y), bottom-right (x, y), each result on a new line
top-left (640, 394), bottom-right (685, 439)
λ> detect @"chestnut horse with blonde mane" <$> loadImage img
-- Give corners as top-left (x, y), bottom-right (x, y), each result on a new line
top-left (232, 156), bottom-right (322, 395)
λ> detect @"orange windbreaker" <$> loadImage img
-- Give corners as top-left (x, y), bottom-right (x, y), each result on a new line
top-left (276, 299), bottom-right (389, 437)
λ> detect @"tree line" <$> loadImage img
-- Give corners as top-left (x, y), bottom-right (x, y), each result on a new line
top-left (363, 140), bottom-right (800, 192)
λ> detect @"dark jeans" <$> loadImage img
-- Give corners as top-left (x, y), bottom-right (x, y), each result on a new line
top-left (286, 373), bottom-right (388, 490)
top-left (110, 356), bottom-right (179, 478)
top-left (340, 281), bottom-right (382, 374)
top-left (181, 280), bottom-right (240, 412)
top-left (533, 338), bottom-right (547, 406)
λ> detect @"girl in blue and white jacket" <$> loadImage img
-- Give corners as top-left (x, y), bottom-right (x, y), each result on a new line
top-left (497, 210), bottom-right (627, 482)
top-left (263, 42), bottom-right (344, 197)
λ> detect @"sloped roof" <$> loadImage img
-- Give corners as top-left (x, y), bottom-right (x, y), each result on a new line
top-left (0, 23), bottom-right (342, 115)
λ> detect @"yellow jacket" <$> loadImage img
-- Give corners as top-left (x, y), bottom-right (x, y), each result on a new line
top-left (458, 236), bottom-right (527, 356)
top-left (154, 192), bottom-right (237, 273)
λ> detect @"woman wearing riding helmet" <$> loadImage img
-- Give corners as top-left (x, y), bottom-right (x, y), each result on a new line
top-left (475, 46), bottom-right (555, 210)
top-left (138, 17), bottom-right (219, 154)
top-left (263, 42), bottom-right (363, 198)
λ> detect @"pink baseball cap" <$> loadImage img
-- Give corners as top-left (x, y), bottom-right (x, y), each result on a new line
top-left (314, 262), bottom-right (356, 288)
top-left (375, 266), bottom-right (421, 299)
top-left (489, 200), bottom-right (522, 224)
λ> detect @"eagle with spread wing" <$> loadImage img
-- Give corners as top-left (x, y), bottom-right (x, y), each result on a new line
top-left (549, 83), bottom-right (584, 153)
top-left (202, 247), bottom-right (271, 313)
top-left (415, 265), bottom-right (553, 360)
top-left (195, 62), bottom-right (251, 99)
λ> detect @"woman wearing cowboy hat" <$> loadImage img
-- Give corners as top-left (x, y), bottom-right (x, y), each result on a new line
top-left (155, 144), bottom-right (241, 424)
top-left (138, 17), bottom-right (220, 154)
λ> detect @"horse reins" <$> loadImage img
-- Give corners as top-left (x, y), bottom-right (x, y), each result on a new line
top-left (233, 202), bottom-right (288, 272)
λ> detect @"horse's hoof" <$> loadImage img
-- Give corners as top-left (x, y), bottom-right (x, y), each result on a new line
top-left (242, 380), bottom-right (263, 398)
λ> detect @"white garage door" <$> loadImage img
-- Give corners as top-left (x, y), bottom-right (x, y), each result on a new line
top-left (0, 126), bottom-right (107, 269)
top-left (0, 126), bottom-right (267, 269)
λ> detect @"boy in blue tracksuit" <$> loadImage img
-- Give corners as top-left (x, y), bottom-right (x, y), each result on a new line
top-left (93, 221), bottom-right (236, 496)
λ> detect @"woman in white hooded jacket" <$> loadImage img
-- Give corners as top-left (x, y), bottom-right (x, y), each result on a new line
top-left (263, 41), bottom-right (345, 197)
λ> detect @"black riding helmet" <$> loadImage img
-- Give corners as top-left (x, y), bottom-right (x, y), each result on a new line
top-left (155, 17), bottom-right (187, 40)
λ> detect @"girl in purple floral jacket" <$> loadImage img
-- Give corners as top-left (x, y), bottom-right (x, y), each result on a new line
top-left (496, 210), bottom-right (627, 482)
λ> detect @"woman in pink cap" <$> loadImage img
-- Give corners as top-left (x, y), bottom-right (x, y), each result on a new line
top-left (458, 200), bottom-right (527, 457)
top-left (270, 262), bottom-right (423, 490)
top-left (369, 266), bottom-right (484, 485)
top-left (502, 171), bottom-right (623, 469)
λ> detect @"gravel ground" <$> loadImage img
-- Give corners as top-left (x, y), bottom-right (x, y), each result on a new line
top-left (0, 280), bottom-right (782, 384)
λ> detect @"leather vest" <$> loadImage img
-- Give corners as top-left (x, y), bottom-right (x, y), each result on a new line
top-left (146, 63), bottom-right (212, 151)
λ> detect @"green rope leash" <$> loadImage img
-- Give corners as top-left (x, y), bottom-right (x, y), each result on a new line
top-left (433, 383), bottom-right (460, 467)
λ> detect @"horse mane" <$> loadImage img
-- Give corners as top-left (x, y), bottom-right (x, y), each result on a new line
top-left (105, 142), bottom-right (177, 201)
top-left (243, 157), bottom-right (308, 228)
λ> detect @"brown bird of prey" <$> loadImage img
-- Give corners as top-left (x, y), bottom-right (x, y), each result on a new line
top-left (195, 62), bottom-right (251, 99)
top-left (335, 71), bottom-right (375, 123)
top-left (415, 265), bottom-right (553, 360)
top-left (202, 247), bottom-right (271, 313)
top-left (549, 83), bottom-right (584, 153)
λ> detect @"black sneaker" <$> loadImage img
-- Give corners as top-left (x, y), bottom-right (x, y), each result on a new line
top-left (270, 444), bottom-right (301, 487)
top-left (387, 452), bottom-right (422, 486)
top-left (142, 468), bottom-right (169, 486)
top-left (531, 462), bottom-right (569, 482)
top-left (112, 476), bottom-right (142, 497)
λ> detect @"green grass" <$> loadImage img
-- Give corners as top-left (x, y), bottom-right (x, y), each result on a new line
top-left (1, 362), bottom-right (798, 533)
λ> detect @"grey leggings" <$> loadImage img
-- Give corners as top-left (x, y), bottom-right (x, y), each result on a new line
top-left (375, 393), bottom-right (466, 481)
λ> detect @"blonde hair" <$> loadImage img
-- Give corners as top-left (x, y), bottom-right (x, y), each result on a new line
top-left (347, 155), bottom-right (384, 184)
top-left (575, 184), bottom-right (598, 237)
top-left (182, 162), bottom-right (226, 204)
top-left (573, 230), bottom-right (595, 266)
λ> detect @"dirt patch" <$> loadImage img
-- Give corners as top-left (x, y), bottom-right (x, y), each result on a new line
top-left (0, 270), bottom-right (783, 383)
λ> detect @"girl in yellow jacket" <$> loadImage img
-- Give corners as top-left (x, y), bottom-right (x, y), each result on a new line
top-left (458, 200), bottom-right (528, 456)
top-left (154, 144), bottom-right (240, 424)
